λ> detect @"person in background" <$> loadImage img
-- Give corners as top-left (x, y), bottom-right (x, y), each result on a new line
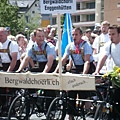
top-left (92, 21), bottom-right (111, 72)
top-left (82, 28), bottom-right (92, 42)
top-left (44, 29), bottom-right (49, 40)
top-left (94, 23), bottom-right (101, 32)
top-left (15, 34), bottom-right (27, 57)
top-left (47, 27), bottom-right (58, 46)
top-left (46, 25), bottom-right (52, 34)
top-left (90, 33), bottom-right (98, 45)
top-left (27, 31), bottom-right (36, 49)
top-left (6, 27), bottom-right (15, 41)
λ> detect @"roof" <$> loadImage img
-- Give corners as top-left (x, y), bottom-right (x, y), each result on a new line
top-left (9, 0), bottom-right (35, 8)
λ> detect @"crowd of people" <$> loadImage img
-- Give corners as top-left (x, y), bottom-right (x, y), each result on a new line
top-left (0, 20), bottom-right (120, 119)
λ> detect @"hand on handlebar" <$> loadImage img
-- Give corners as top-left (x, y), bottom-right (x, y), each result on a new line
top-left (92, 72), bottom-right (99, 75)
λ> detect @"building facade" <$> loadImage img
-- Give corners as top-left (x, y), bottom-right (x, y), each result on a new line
top-left (104, 0), bottom-right (120, 25)
top-left (52, 0), bottom-right (104, 31)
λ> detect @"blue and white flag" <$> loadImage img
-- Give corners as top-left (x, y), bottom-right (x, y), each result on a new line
top-left (61, 13), bottom-right (73, 56)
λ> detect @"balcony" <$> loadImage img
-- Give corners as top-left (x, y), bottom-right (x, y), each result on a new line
top-left (73, 21), bottom-right (95, 27)
top-left (71, 9), bottom-right (95, 15)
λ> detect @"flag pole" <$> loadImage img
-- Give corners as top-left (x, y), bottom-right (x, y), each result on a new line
top-left (57, 13), bottom-right (62, 90)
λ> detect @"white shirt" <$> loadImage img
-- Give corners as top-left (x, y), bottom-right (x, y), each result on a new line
top-left (27, 39), bottom-right (34, 49)
top-left (104, 41), bottom-right (120, 67)
top-left (0, 39), bottom-right (20, 63)
top-left (82, 36), bottom-right (89, 42)
top-left (92, 33), bottom-right (110, 62)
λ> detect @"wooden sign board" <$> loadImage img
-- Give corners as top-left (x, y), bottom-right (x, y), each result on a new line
top-left (0, 72), bottom-right (95, 91)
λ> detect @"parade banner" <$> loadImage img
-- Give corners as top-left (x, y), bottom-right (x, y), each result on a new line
top-left (0, 72), bottom-right (95, 91)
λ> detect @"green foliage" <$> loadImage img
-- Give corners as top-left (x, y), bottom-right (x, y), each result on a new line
top-left (102, 66), bottom-right (120, 87)
top-left (61, 14), bottom-right (65, 26)
top-left (0, 0), bottom-right (24, 35)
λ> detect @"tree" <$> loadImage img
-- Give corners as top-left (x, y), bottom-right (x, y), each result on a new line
top-left (0, 0), bottom-right (24, 35)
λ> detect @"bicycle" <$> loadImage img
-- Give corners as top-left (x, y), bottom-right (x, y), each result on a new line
top-left (8, 88), bottom-right (56, 120)
top-left (46, 75), bottom-right (104, 120)
top-left (94, 79), bottom-right (120, 120)
top-left (0, 88), bottom-right (17, 117)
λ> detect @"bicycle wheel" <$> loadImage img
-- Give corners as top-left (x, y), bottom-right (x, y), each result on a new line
top-left (46, 97), bottom-right (66, 120)
top-left (94, 103), bottom-right (112, 120)
top-left (8, 95), bottom-right (34, 120)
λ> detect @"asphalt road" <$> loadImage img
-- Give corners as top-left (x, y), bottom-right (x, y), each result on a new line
top-left (0, 114), bottom-right (94, 120)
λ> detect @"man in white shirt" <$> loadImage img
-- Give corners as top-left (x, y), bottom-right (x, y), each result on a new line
top-left (0, 27), bottom-right (20, 72)
top-left (93, 25), bottom-right (120, 103)
top-left (94, 25), bottom-right (120, 74)
top-left (0, 27), bottom-right (21, 109)
top-left (92, 21), bottom-right (111, 73)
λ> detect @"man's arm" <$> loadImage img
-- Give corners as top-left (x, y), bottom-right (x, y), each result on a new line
top-left (43, 55), bottom-right (54, 73)
top-left (16, 55), bottom-right (30, 72)
top-left (83, 54), bottom-right (90, 74)
top-left (94, 54), bottom-right (108, 74)
top-left (93, 48), bottom-right (97, 54)
top-left (7, 52), bottom-right (17, 72)
top-left (54, 54), bottom-right (68, 73)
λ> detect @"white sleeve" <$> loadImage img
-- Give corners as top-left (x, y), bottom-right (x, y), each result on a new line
top-left (101, 41), bottom-right (111, 56)
top-left (92, 36), bottom-right (99, 53)
top-left (9, 41), bottom-right (19, 54)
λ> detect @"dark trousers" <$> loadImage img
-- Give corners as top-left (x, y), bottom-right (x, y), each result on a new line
top-left (29, 60), bottom-right (58, 109)
top-left (2, 60), bottom-right (20, 71)
top-left (67, 62), bottom-right (96, 114)
top-left (0, 60), bottom-right (21, 107)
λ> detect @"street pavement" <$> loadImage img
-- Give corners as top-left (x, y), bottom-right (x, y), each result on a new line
top-left (0, 114), bottom-right (94, 120)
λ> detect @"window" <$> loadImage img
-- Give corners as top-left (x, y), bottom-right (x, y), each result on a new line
top-left (86, 14), bottom-right (95, 21)
top-left (72, 15), bottom-right (80, 23)
top-left (52, 17), bottom-right (57, 25)
top-left (76, 2), bottom-right (80, 10)
top-left (86, 2), bottom-right (95, 9)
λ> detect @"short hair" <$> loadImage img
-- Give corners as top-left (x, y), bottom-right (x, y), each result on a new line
top-left (0, 27), bottom-right (8, 34)
top-left (73, 27), bottom-right (83, 34)
top-left (85, 28), bottom-right (92, 33)
top-left (34, 28), bottom-right (44, 36)
top-left (15, 34), bottom-right (25, 42)
top-left (101, 21), bottom-right (110, 26)
top-left (30, 32), bottom-right (34, 37)
top-left (109, 25), bottom-right (120, 34)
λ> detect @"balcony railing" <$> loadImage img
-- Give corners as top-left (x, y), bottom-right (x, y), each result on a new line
top-left (80, 7), bottom-right (95, 10)
top-left (73, 21), bottom-right (95, 27)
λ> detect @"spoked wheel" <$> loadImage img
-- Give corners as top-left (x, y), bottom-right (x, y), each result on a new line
top-left (8, 95), bottom-right (34, 120)
top-left (46, 97), bottom-right (66, 120)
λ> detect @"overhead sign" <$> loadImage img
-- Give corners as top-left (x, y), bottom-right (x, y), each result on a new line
top-left (40, 0), bottom-right (76, 14)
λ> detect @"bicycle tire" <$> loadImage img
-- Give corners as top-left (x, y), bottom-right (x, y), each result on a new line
top-left (8, 95), bottom-right (34, 120)
top-left (46, 97), bottom-right (66, 120)
top-left (94, 103), bottom-right (111, 120)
